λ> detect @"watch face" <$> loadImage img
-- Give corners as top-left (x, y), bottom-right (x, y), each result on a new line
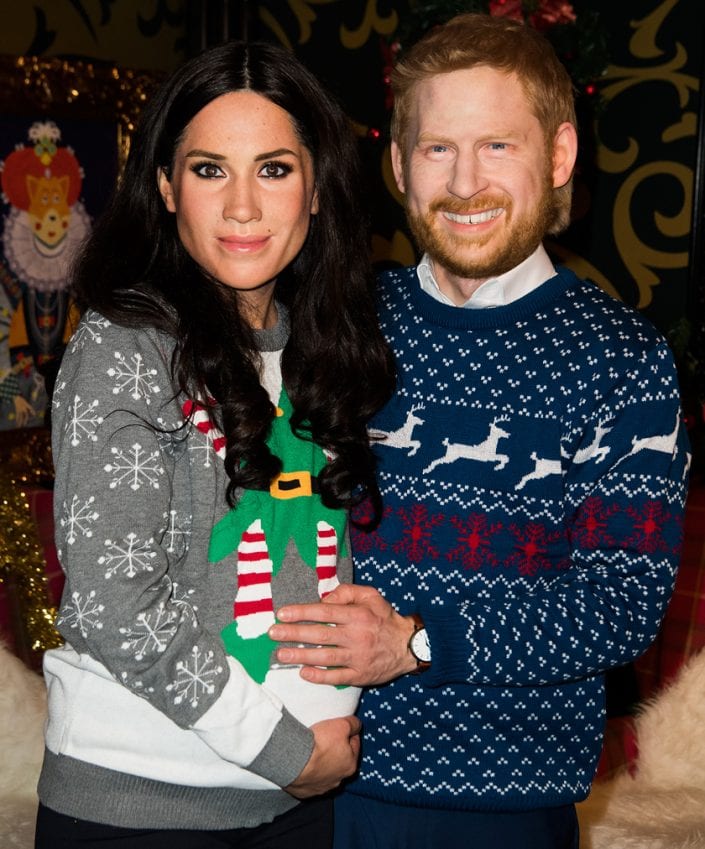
top-left (411, 628), bottom-right (431, 663)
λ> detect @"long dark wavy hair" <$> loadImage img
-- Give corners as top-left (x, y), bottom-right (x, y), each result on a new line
top-left (71, 40), bottom-right (395, 525)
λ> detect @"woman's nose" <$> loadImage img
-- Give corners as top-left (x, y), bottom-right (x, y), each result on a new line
top-left (223, 177), bottom-right (262, 223)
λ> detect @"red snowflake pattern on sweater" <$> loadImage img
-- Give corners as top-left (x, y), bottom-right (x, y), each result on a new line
top-left (447, 513), bottom-right (502, 570)
top-left (507, 522), bottom-right (568, 576)
top-left (622, 501), bottom-right (671, 554)
top-left (393, 504), bottom-right (443, 562)
top-left (570, 496), bottom-right (619, 549)
top-left (350, 500), bottom-right (391, 554)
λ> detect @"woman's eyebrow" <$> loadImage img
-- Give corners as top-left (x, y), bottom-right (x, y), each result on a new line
top-left (184, 148), bottom-right (225, 159)
top-left (254, 148), bottom-right (298, 161)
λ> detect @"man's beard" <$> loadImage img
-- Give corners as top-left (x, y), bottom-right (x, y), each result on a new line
top-left (406, 179), bottom-right (556, 282)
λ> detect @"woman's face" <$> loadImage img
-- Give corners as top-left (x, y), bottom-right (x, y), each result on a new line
top-left (158, 90), bottom-right (318, 325)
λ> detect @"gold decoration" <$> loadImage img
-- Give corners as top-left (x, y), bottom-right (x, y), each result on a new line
top-left (340, 0), bottom-right (398, 50)
top-left (0, 428), bottom-right (63, 657)
top-left (590, 0), bottom-right (698, 307)
top-left (0, 54), bottom-right (163, 172)
top-left (547, 241), bottom-right (621, 303)
top-left (259, 0), bottom-right (337, 49)
top-left (612, 161), bottom-right (691, 308)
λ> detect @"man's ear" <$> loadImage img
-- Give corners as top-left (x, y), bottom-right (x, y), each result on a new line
top-left (551, 122), bottom-right (578, 189)
top-left (391, 140), bottom-right (406, 194)
top-left (157, 168), bottom-right (176, 212)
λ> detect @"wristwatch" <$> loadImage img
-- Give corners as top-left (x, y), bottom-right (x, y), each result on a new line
top-left (408, 612), bottom-right (431, 673)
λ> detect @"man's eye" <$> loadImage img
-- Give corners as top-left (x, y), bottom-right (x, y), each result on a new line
top-left (430, 145), bottom-right (448, 154)
top-left (488, 142), bottom-right (507, 151)
top-left (260, 161), bottom-right (293, 179)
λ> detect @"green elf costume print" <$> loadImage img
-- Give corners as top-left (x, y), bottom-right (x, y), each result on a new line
top-left (206, 354), bottom-right (358, 725)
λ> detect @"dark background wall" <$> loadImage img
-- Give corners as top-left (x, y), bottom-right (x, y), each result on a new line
top-left (0, 0), bottom-right (703, 457)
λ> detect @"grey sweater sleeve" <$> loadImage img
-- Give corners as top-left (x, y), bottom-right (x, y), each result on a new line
top-left (51, 313), bottom-right (312, 780)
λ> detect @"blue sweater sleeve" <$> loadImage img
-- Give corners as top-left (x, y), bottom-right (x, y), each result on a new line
top-left (420, 338), bottom-right (689, 688)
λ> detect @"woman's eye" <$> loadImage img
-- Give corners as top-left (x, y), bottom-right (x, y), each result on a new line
top-left (192, 162), bottom-right (224, 178)
top-left (259, 161), bottom-right (293, 179)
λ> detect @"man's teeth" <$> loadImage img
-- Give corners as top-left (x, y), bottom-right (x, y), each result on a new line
top-left (444, 208), bottom-right (502, 224)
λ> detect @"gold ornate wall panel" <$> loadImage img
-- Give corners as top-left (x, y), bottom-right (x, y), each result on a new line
top-left (556, 0), bottom-right (702, 336)
top-left (0, 0), bottom-right (186, 71)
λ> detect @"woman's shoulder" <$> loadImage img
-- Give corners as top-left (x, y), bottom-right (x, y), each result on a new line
top-left (65, 309), bottom-right (176, 363)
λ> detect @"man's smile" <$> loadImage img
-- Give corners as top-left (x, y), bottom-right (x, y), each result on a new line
top-left (443, 208), bottom-right (504, 225)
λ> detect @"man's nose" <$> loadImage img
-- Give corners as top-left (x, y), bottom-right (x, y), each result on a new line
top-left (446, 151), bottom-right (488, 199)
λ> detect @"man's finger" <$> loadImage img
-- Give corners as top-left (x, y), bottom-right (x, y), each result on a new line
top-left (275, 645), bottom-right (344, 666)
top-left (269, 622), bottom-right (346, 645)
top-left (319, 583), bottom-right (365, 605)
top-left (276, 601), bottom-right (363, 626)
top-left (276, 602), bottom-right (335, 623)
top-left (299, 665), bottom-right (356, 686)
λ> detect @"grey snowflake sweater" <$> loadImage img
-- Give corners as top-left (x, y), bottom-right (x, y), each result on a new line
top-left (38, 309), bottom-right (359, 829)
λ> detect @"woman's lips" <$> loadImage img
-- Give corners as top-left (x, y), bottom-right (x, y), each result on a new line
top-left (219, 235), bottom-right (270, 252)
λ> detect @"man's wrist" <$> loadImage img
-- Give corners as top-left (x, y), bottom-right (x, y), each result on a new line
top-left (407, 612), bottom-right (431, 673)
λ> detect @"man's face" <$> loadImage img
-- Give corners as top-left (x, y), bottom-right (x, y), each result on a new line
top-left (392, 66), bottom-right (576, 305)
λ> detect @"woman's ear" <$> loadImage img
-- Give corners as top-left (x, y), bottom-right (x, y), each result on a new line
top-left (310, 187), bottom-right (319, 216)
top-left (157, 168), bottom-right (176, 212)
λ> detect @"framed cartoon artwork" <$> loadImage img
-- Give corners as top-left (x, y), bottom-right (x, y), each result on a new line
top-left (0, 55), bottom-right (162, 432)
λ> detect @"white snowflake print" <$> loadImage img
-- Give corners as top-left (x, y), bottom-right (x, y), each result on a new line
top-left (119, 671), bottom-right (155, 696)
top-left (104, 442), bottom-right (164, 490)
top-left (52, 379), bottom-right (67, 412)
top-left (187, 429), bottom-right (219, 468)
top-left (166, 645), bottom-right (223, 708)
top-left (154, 426), bottom-right (177, 457)
top-left (57, 590), bottom-right (105, 638)
top-left (61, 494), bottom-right (99, 545)
top-left (119, 603), bottom-right (179, 660)
top-left (171, 581), bottom-right (198, 613)
top-left (99, 533), bottom-right (157, 578)
top-left (65, 394), bottom-right (103, 446)
top-left (107, 351), bottom-right (161, 404)
top-left (161, 509), bottom-right (192, 555)
top-left (70, 313), bottom-right (111, 352)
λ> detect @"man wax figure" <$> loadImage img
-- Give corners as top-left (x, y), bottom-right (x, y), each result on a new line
top-left (269, 13), bottom-right (690, 849)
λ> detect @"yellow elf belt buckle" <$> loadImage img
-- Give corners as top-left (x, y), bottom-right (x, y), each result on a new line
top-left (270, 470), bottom-right (313, 499)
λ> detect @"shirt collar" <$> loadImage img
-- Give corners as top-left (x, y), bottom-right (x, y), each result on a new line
top-left (417, 245), bottom-right (556, 309)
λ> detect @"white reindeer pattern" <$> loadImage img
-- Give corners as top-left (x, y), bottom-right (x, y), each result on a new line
top-left (561, 421), bottom-right (612, 465)
top-left (515, 452), bottom-right (562, 490)
top-left (423, 418), bottom-right (510, 474)
top-left (370, 404), bottom-right (425, 456)
top-left (629, 411), bottom-right (681, 459)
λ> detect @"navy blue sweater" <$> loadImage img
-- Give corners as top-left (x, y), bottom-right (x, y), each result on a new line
top-left (348, 264), bottom-right (689, 811)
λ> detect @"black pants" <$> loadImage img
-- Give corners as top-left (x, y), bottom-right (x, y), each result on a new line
top-left (35, 797), bottom-right (333, 849)
top-left (333, 793), bottom-right (579, 849)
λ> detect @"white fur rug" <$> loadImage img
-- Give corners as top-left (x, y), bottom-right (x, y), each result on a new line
top-left (0, 639), bottom-right (47, 849)
top-left (578, 648), bottom-right (705, 849)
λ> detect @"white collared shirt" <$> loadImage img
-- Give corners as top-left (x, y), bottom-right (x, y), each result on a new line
top-left (417, 245), bottom-right (556, 309)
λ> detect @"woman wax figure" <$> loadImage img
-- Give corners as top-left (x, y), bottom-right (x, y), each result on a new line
top-left (34, 39), bottom-right (395, 849)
